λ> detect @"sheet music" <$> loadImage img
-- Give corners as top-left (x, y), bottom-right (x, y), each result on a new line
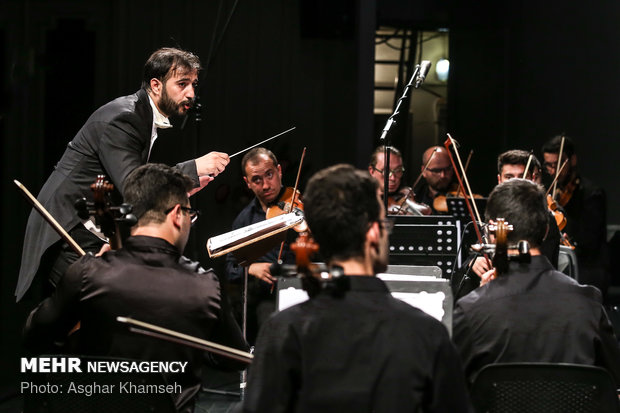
top-left (207, 212), bottom-right (304, 255)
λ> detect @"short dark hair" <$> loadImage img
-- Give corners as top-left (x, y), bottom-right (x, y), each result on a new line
top-left (123, 163), bottom-right (194, 225)
top-left (240, 147), bottom-right (278, 176)
top-left (541, 135), bottom-right (575, 158)
top-left (142, 47), bottom-right (202, 91)
top-left (369, 145), bottom-right (402, 168)
top-left (485, 179), bottom-right (548, 248)
top-left (497, 149), bottom-right (541, 174)
top-left (304, 164), bottom-right (380, 262)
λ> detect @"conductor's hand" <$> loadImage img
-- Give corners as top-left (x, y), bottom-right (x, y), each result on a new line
top-left (188, 175), bottom-right (215, 197)
top-left (472, 256), bottom-right (493, 277)
top-left (195, 151), bottom-right (230, 177)
top-left (248, 262), bottom-right (276, 285)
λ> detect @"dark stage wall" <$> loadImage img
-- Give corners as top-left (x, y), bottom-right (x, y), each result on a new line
top-left (1, 0), bottom-right (619, 392)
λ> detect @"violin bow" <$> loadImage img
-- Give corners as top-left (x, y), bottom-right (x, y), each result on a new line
top-left (545, 159), bottom-right (569, 196)
top-left (455, 150), bottom-right (473, 198)
top-left (14, 180), bottom-right (85, 256)
top-left (276, 147), bottom-right (307, 263)
top-left (444, 134), bottom-right (492, 268)
top-left (393, 147), bottom-right (439, 215)
top-left (551, 135), bottom-right (565, 199)
top-left (445, 135), bottom-right (484, 225)
top-left (523, 150), bottom-right (534, 179)
top-left (117, 316), bottom-right (253, 364)
top-left (413, 147), bottom-right (438, 190)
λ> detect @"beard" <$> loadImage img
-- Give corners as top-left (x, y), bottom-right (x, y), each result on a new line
top-left (159, 86), bottom-right (192, 117)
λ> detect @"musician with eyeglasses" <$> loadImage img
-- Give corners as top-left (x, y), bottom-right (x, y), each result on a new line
top-left (368, 145), bottom-right (431, 215)
top-left (413, 146), bottom-right (458, 214)
top-left (23, 164), bottom-right (249, 413)
top-left (542, 135), bottom-right (610, 295)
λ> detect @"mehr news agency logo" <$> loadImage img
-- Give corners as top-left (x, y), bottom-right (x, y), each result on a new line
top-left (20, 357), bottom-right (185, 396)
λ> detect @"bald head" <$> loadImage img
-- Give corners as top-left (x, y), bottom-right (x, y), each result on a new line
top-left (422, 146), bottom-right (448, 165)
top-left (421, 146), bottom-right (454, 194)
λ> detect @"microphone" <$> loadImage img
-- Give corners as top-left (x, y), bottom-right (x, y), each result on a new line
top-left (414, 60), bottom-right (432, 88)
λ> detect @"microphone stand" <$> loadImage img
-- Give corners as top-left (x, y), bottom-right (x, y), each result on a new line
top-left (379, 61), bottom-right (431, 212)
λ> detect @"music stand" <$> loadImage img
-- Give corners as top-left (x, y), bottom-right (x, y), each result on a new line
top-left (445, 197), bottom-right (487, 221)
top-left (445, 198), bottom-right (487, 262)
top-left (388, 215), bottom-right (460, 278)
top-left (276, 272), bottom-right (454, 334)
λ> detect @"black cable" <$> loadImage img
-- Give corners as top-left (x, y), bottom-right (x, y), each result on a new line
top-left (450, 220), bottom-right (474, 278)
top-left (454, 253), bottom-right (480, 301)
top-left (375, 28), bottom-right (401, 45)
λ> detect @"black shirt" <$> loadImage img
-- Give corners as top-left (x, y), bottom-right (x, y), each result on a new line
top-left (242, 276), bottom-right (473, 413)
top-left (453, 255), bottom-right (620, 386)
top-left (24, 236), bottom-right (249, 413)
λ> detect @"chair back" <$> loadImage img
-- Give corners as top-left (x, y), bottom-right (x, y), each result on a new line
top-left (470, 362), bottom-right (620, 413)
top-left (23, 356), bottom-right (178, 413)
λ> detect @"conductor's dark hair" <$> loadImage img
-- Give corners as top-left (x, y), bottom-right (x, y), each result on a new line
top-left (241, 147), bottom-right (279, 176)
top-left (142, 47), bottom-right (201, 91)
top-left (485, 179), bottom-right (548, 248)
top-left (542, 135), bottom-right (575, 158)
top-left (497, 149), bottom-right (541, 174)
top-left (123, 163), bottom-right (194, 225)
top-left (304, 164), bottom-right (381, 262)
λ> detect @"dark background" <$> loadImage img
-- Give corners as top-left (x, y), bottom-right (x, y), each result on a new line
top-left (2, 0), bottom-right (619, 393)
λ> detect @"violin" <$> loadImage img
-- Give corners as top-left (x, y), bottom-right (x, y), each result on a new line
top-left (555, 176), bottom-right (579, 208)
top-left (545, 194), bottom-right (575, 249)
top-left (470, 218), bottom-right (531, 284)
top-left (432, 188), bottom-right (483, 213)
top-left (546, 194), bottom-right (566, 231)
top-left (266, 147), bottom-right (308, 233)
top-left (387, 187), bottom-right (432, 216)
top-left (290, 231), bottom-right (348, 297)
top-left (266, 187), bottom-right (304, 217)
top-left (265, 188), bottom-right (307, 233)
top-left (75, 175), bottom-right (137, 249)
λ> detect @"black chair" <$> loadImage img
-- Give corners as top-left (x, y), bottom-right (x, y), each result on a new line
top-left (470, 362), bottom-right (620, 413)
top-left (23, 356), bottom-right (178, 413)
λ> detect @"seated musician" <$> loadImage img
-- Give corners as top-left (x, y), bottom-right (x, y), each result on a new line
top-left (225, 147), bottom-right (296, 344)
top-left (452, 149), bottom-right (562, 300)
top-left (240, 164), bottom-right (472, 413)
top-left (368, 145), bottom-right (430, 215)
top-left (452, 178), bottom-right (620, 386)
top-left (23, 164), bottom-right (249, 413)
top-left (414, 146), bottom-right (457, 214)
top-left (542, 135), bottom-right (610, 294)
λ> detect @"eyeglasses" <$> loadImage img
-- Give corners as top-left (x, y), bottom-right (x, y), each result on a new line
top-left (380, 218), bottom-right (395, 235)
top-left (543, 162), bottom-right (558, 170)
top-left (426, 166), bottom-right (452, 175)
top-left (372, 166), bottom-right (405, 178)
top-left (165, 205), bottom-right (200, 225)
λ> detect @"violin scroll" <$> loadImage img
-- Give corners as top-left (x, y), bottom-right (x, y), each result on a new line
top-left (74, 175), bottom-right (137, 250)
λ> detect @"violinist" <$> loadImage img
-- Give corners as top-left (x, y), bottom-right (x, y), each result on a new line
top-left (452, 179), bottom-right (620, 386)
top-left (225, 147), bottom-right (296, 344)
top-left (414, 146), bottom-right (458, 214)
top-left (452, 149), bottom-right (561, 300)
top-left (367, 145), bottom-right (430, 215)
top-left (542, 135), bottom-right (610, 294)
top-left (24, 164), bottom-right (249, 413)
top-left (241, 164), bottom-right (472, 413)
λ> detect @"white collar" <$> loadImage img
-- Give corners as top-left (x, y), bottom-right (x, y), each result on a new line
top-left (148, 94), bottom-right (172, 129)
